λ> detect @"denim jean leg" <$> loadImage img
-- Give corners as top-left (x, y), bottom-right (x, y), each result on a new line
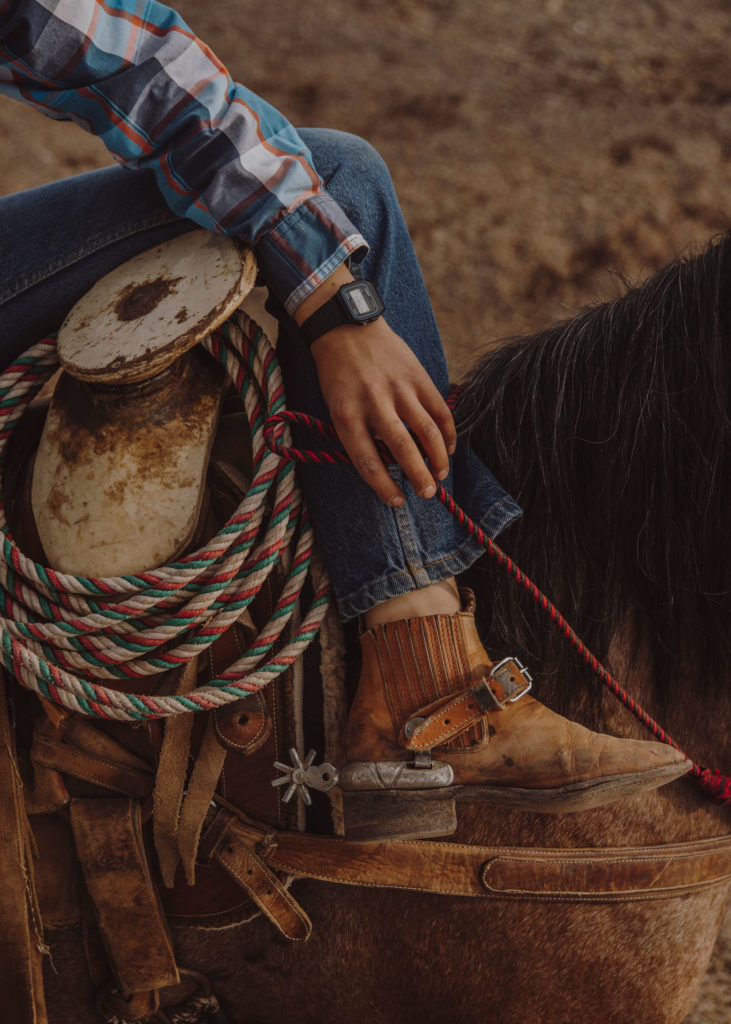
top-left (0, 165), bottom-right (195, 368)
top-left (274, 130), bottom-right (521, 620)
top-left (0, 144), bottom-right (520, 620)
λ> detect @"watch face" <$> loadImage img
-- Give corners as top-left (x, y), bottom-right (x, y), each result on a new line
top-left (339, 281), bottom-right (385, 323)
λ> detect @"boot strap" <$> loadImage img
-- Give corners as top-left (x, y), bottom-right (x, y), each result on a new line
top-left (401, 658), bottom-right (533, 752)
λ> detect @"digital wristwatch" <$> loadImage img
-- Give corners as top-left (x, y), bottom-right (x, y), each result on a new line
top-left (299, 280), bottom-right (385, 348)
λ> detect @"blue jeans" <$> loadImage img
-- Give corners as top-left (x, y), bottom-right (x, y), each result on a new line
top-left (0, 128), bottom-right (520, 619)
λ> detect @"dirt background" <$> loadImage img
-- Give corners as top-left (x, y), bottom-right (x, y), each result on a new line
top-left (0, 0), bottom-right (729, 1019)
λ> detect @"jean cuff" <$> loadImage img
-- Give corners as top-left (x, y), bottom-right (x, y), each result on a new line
top-left (335, 495), bottom-right (522, 620)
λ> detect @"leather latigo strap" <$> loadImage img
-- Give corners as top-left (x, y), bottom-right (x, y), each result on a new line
top-left (212, 815), bottom-right (731, 927)
top-left (32, 720), bottom-right (154, 801)
top-left (478, 843), bottom-right (731, 900)
top-left (214, 829), bottom-right (312, 941)
top-left (70, 798), bottom-right (179, 996)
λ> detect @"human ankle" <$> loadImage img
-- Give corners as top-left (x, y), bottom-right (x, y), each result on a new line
top-left (364, 578), bottom-right (461, 628)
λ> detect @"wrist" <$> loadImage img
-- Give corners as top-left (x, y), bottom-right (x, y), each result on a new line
top-left (298, 278), bottom-right (385, 349)
top-left (309, 319), bottom-right (379, 356)
top-left (294, 265), bottom-right (354, 327)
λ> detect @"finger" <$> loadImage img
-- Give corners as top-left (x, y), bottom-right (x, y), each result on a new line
top-left (332, 414), bottom-right (406, 506)
top-left (417, 381), bottom-right (458, 456)
top-left (398, 397), bottom-right (451, 482)
top-left (373, 412), bottom-right (438, 498)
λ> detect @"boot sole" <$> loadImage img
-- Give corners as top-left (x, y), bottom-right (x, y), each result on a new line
top-left (340, 760), bottom-right (691, 842)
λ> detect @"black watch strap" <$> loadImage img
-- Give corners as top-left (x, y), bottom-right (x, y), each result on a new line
top-left (299, 280), bottom-right (385, 348)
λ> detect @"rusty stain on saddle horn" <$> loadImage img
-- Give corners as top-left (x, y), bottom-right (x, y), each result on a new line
top-left (113, 275), bottom-right (184, 323)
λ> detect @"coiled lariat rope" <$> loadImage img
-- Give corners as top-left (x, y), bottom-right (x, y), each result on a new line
top-left (0, 312), bottom-right (330, 721)
top-left (0, 312), bottom-right (727, 805)
top-left (265, 405), bottom-right (731, 807)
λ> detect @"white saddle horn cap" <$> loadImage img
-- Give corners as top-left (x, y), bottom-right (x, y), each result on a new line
top-left (57, 230), bottom-right (257, 385)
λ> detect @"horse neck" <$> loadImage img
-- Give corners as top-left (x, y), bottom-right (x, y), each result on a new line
top-left (457, 237), bottom-right (731, 848)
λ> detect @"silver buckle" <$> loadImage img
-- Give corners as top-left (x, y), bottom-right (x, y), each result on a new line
top-left (489, 656), bottom-right (533, 703)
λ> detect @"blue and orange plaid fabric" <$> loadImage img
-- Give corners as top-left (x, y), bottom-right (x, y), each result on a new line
top-left (0, 0), bottom-right (367, 313)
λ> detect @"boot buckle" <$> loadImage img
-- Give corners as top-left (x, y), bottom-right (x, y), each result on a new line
top-left (490, 657), bottom-right (533, 702)
top-left (474, 657), bottom-right (533, 710)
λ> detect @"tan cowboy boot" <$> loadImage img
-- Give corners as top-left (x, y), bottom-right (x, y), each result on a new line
top-left (339, 591), bottom-right (690, 840)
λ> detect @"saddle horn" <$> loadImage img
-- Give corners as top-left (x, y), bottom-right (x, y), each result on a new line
top-left (31, 231), bottom-right (257, 577)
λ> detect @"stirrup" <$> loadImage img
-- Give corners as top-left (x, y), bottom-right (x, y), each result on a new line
top-left (338, 759), bottom-right (456, 842)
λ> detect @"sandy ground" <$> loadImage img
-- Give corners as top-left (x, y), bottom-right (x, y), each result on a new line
top-left (0, 0), bottom-right (729, 1019)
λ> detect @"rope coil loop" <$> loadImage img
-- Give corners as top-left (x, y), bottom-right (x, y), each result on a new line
top-left (0, 312), bottom-right (331, 721)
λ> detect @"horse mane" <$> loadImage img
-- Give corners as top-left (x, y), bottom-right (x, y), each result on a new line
top-left (456, 233), bottom-right (731, 708)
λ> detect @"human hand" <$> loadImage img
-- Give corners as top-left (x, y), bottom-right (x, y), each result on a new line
top-left (309, 319), bottom-right (457, 506)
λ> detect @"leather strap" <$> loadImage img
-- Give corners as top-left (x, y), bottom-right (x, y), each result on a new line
top-left (211, 820), bottom-right (312, 941)
top-left (177, 715), bottom-right (228, 885)
top-left (153, 660), bottom-right (198, 888)
top-left (402, 658), bottom-right (532, 750)
top-left (212, 812), bottom-right (731, 915)
top-left (0, 672), bottom-right (48, 1024)
top-left (402, 688), bottom-right (486, 750)
top-left (480, 844), bottom-right (731, 900)
top-left (70, 798), bottom-right (180, 996)
top-left (32, 727), bottom-right (153, 800)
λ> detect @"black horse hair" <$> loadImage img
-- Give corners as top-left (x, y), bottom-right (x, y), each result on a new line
top-left (456, 233), bottom-right (731, 711)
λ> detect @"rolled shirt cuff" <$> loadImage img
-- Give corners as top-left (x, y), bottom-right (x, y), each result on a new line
top-left (254, 190), bottom-right (369, 316)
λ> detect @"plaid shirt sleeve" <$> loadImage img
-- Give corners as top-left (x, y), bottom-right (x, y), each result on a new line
top-left (0, 0), bottom-right (368, 314)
